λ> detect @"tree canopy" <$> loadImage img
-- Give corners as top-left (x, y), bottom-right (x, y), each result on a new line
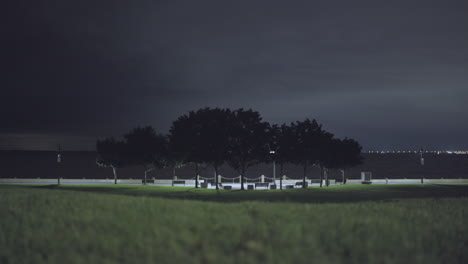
top-left (96, 137), bottom-right (127, 184)
top-left (97, 108), bottom-right (363, 188)
top-left (289, 119), bottom-right (334, 188)
top-left (228, 108), bottom-right (271, 190)
top-left (124, 126), bottom-right (167, 184)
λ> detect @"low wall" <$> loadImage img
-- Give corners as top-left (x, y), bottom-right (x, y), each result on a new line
top-left (1, 178), bottom-right (468, 185)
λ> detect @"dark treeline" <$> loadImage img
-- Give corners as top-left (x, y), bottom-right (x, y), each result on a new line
top-left (96, 108), bottom-right (363, 189)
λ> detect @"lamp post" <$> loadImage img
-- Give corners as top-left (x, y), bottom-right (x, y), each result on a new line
top-left (420, 147), bottom-right (424, 184)
top-left (57, 145), bottom-right (62, 185)
top-left (270, 151), bottom-right (276, 186)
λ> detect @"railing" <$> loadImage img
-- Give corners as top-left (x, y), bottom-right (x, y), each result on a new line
top-left (2, 178), bottom-right (468, 185)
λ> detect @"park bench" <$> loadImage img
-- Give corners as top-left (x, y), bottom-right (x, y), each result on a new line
top-left (334, 178), bottom-right (347, 184)
top-left (142, 179), bottom-right (155, 184)
top-left (310, 179), bottom-right (321, 184)
top-left (285, 185), bottom-right (294, 189)
top-left (255, 182), bottom-right (269, 189)
top-left (210, 182), bottom-right (223, 188)
top-left (173, 180), bottom-right (186, 186)
top-left (295, 181), bottom-right (309, 188)
top-left (223, 185), bottom-right (232, 190)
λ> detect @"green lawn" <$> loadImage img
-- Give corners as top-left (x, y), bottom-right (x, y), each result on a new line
top-left (1, 184), bottom-right (467, 264)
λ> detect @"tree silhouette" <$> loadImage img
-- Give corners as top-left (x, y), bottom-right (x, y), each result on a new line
top-left (97, 108), bottom-right (363, 190)
top-left (228, 109), bottom-right (271, 190)
top-left (165, 137), bottom-right (186, 186)
top-left (315, 133), bottom-right (336, 187)
top-left (270, 123), bottom-right (295, 190)
top-left (198, 108), bottom-right (232, 190)
top-left (169, 110), bottom-right (210, 188)
top-left (124, 126), bottom-right (167, 185)
top-left (96, 137), bottom-right (127, 184)
top-left (170, 108), bottom-right (232, 190)
top-left (290, 119), bottom-right (334, 188)
top-left (325, 138), bottom-right (363, 183)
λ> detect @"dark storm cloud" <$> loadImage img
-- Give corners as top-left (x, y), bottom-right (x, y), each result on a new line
top-left (1, 0), bottom-right (467, 150)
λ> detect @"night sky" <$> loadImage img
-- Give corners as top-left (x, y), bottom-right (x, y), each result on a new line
top-left (1, 0), bottom-right (467, 151)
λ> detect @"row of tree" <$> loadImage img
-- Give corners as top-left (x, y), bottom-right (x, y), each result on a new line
top-left (96, 108), bottom-right (362, 190)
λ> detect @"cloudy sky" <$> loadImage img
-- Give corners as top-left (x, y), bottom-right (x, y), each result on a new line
top-left (1, 0), bottom-right (467, 150)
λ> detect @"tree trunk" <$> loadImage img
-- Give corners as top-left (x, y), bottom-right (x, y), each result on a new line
top-left (324, 167), bottom-right (327, 187)
top-left (215, 166), bottom-right (219, 190)
top-left (319, 165), bottom-right (324, 188)
top-left (280, 163), bottom-right (284, 190)
top-left (240, 172), bottom-right (245, 191)
top-left (143, 167), bottom-right (147, 185)
top-left (240, 166), bottom-right (246, 190)
top-left (195, 163), bottom-right (199, 188)
top-left (57, 163), bottom-right (60, 185)
top-left (303, 163), bottom-right (307, 189)
top-left (325, 168), bottom-right (329, 187)
top-left (172, 166), bottom-right (175, 186)
top-left (341, 169), bottom-right (345, 184)
top-left (112, 166), bottom-right (118, 184)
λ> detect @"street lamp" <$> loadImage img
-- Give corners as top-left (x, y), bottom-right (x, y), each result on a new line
top-left (420, 147), bottom-right (424, 184)
top-left (57, 145), bottom-right (62, 185)
top-left (269, 151), bottom-right (276, 186)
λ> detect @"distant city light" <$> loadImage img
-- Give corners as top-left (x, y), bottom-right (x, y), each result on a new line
top-left (367, 150), bottom-right (468, 154)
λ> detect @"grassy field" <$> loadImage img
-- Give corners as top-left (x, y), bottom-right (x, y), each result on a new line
top-left (1, 184), bottom-right (467, 264)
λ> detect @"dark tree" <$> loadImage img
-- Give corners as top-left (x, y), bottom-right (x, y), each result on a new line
top-left (325, 138), bottom-right (363, 184)
top-left (321, 138), bottom-right (340, 186)
top-left (124, 126), bottom-right (167, 185)
top-left (96, 137), bottom-right (127, 184)
top-left (270, 123), bottom-right (296, 190)
top-left (198, 108), bottom-right (232, 190)
top-left (290, 119), bottom-right (334, 188)
top-left (316, 132), bottom-right (335, 188)
top-left (165, 138), bottom-right (186, 186)
top-left (169, 110), bottom-right (209, 188)
top-left (228, 109), bottom-right (271, 190)
top-left (170, 108), bottom-right (232, 190)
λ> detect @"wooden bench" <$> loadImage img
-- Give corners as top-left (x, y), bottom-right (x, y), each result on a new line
top-left (223, 185), bottom-right (232, 190)
top-left (335, 178), bottom-right (347, 184)
top-left (210, 182), bottom-right (223, 188)
top-left (295, 181), bottom-right (309, 188)
top-left (285, 185), bottom-right (294, 189)
top-left (255, 182), bottom-right (269, 189)
top-left (310, 179), bottom-right (321, 184)
top-left (142, 179), bottom-right (155, 184)
top-left (173, 180), bottom-right (186, 186)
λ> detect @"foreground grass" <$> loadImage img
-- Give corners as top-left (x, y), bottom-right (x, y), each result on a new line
top-left (30, 183), bottom-right (468, 203)
top-left (1, 185), bottom-right (467, 264)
